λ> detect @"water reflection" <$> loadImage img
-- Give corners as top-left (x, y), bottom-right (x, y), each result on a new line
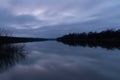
top-left (0, 41), bottom-right (120, 80)
top-left (57, 40), bottom-right (120, 50)
top-left (0, 43), bottom-right (27, 72)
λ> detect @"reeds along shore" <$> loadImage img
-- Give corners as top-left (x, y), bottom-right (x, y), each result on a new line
top-left (0, 43), bottom-right (27, 72)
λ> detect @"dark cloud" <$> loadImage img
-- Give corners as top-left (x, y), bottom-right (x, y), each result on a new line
top-left (0, 11), bottom-right (37, 24)
top-left (0, 8), bottom-right (41, 29)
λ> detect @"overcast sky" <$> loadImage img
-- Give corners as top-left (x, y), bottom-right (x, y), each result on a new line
top-left (0, 0), bottom-right (120, 37)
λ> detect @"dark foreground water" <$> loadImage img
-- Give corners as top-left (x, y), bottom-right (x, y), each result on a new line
top-left (0, 41), bottom-right (120, 80)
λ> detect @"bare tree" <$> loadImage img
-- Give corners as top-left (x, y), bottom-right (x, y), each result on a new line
top-left (0, 28), bottom-right (12, 36)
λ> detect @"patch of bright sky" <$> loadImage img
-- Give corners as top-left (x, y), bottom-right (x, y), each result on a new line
top-left (14, 8), bottom-right (46, 16)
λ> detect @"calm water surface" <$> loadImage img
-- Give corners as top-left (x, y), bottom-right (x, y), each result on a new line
top-left (0, 41), bottom-right (120, 80)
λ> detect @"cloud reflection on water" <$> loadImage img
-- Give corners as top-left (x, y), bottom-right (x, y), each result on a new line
top-left (0, 41), bottom-right (120, 80)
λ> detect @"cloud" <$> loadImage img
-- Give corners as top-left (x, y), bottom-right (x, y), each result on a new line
top-left (0, 0), bottom-right (120, 36)
top-left (0, 8), bottom-right (42, 29)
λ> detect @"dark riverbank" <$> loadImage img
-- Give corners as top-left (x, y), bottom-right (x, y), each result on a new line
top-left (0, 29), bottom-right (120, 49)
top-left (0, 36), bottom-right (54, 43)
top-left (57, 29), bottom-right (120, 49)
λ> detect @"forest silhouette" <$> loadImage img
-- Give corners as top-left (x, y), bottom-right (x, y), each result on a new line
top-left (57, 29), bottom-right (120, 49)
top-left (0, 28), bottom-right (120, 49)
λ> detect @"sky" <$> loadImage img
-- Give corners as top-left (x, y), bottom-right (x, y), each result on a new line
top-left (0, 0), bottom-right (120, 38)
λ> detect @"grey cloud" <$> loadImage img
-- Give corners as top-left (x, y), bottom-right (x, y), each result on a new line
top-left (0, 0), bottom-right (120, 37)
top-left (0, 8), bottom-right (41, 29)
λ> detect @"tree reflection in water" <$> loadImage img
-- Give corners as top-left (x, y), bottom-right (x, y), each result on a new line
top-left (0, 43), bottom-right (27, 72)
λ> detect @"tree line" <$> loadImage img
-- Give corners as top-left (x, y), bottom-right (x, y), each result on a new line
top-left (57, 29), bottom-right (120, 42)
top-left (57, 29), bottom-right (120, 49)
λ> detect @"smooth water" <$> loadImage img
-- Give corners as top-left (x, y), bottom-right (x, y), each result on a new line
top-left (0, 41), bottom-right (120, 80)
